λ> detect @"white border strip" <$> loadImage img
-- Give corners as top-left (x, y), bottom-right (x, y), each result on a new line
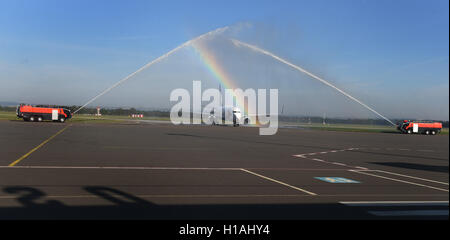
top-left (350, 170), bottom-right (449, 192)
top-left (363, 169), bottom-right (449, 185)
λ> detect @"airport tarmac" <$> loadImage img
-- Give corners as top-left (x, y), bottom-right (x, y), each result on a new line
top-left (0, 120), bottom-right (448, 219)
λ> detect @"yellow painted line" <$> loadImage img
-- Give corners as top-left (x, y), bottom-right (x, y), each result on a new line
top-left (241, 168), bottom-right (317, 196)
top-left (9, 125), bottom-right (71, 167)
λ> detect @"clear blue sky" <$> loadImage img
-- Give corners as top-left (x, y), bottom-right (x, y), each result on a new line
top-left (0, 0), bottom-right (448, 120)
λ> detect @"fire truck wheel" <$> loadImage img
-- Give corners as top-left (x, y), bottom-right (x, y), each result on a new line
top-left (60, 118), bottom-right (65, 123)
top-left (30, 116), bottom-right (35, 122)
top-left (431, 130), bottom-right (436, 135)
top-left (425, 130), bottom-right (430, 135)
top-left (407, 129), bottom-right (412, 134)
top-left (37, 117), bottom-right (43, 122)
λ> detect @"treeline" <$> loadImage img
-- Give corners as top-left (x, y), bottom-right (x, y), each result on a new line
top-left (280, 115), bottom-right (397, 126)
top-left (1, 105), bottom-right (448, 127)
top-left (279, 115), bottom-right (449, 127)
top-left (0, 106), bottom-right (16, 112)
top-left (65, 106), bottom-right (170, 118)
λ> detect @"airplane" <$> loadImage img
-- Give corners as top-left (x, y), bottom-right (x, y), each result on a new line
top-left (208, 106), bottom-right (251, 127)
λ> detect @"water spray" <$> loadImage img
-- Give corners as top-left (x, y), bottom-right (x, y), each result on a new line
top-left (73, 26), bottom-right (229, 114)
top-left (231, 39), bottom-right (396, 126)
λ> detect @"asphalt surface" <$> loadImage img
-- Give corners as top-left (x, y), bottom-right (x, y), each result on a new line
top-left (0, 120), bottom-right (448, 219)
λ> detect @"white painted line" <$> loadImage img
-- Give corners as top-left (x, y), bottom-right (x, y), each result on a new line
top-left (362, 169), bottom-right (449, 186)
top-left (350, 170), bottom-right (449, 192)
top-left (247, 168), bottom-right (358, 171)
top-left (332, 162), bottom-right (347, 166)
top-left (1, 193), bottom-right (444, 199)
top-left (355, 166), bottom-right (369, 170)
top-left (311, 158), bottom-right (325, 162)
top-left (293, 155), bottom-right (306, 158)
top-left (340, 201), bottom-right (449, 207)
top-left (294, 147), bottom-right (359, 157)
top-left (0, 165), bottom-right (358, 171)
top-left (294, 154), bottom-right (367, 170)
top-left (240, 168), bottom-right (317, 196)
top-left (368, 210), bottom-right (448, 217)
top-left (0, 166), bottom-right (241, 171)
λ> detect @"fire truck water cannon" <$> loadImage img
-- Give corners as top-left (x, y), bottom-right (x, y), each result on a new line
top-left (397, 120), bottom-right (442, 135)
top-left (16, 104), bottom-right (72, 123)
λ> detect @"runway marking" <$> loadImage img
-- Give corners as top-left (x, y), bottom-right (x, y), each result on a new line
top-left (0, 193), bottom-right (445, 200)
top-left (293, 147), bottom-right (359, 159)
top-left (0, 166), bottom-right (357, 171)
top-left (311, 158), bottom-right (325, 162)
top-left (355, 166), bottom-right (369, 170)
top-left (331, 162), bottom-right (347, 166)
top-left (293, 154), bottom-right (361, 170)
top-left (340, 201), bottom-right (449, 207)
top-left (293, 149), bottom-right (448, 185)
top-left (360, 169), bottom-right (449, 186)
top-left (240, 168), bottom-right (317, 196)
top-left (315, 177), bottom-right (360, 183)
top-left (8, 125), bottom-right (71, 167)
top-left (294, 149), bottom-right (448, 185)
top-left (350, 170), bottom-right (449, 193)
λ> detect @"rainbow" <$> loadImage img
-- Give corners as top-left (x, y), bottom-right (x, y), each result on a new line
top-left (191, 40), bottom-right (248, 115)
top-left (191, 41), bottom-right (237, 91)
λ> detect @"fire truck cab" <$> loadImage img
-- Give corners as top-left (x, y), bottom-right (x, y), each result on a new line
top-left (16, 104), bottom-right (72, 123)
top-left (397, 120), bottom-right (442, 135)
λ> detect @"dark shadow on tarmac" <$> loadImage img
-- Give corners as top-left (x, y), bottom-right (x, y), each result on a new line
top-left (0, 186), bottom-right (447, 220)
top-left (370, 162), bottom-right (449, 173)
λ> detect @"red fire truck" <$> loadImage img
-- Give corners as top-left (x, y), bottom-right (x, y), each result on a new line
top-left (397, 120), bottom-right (442, 135)
top-left (16, 104), bottom-right (72, 123)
